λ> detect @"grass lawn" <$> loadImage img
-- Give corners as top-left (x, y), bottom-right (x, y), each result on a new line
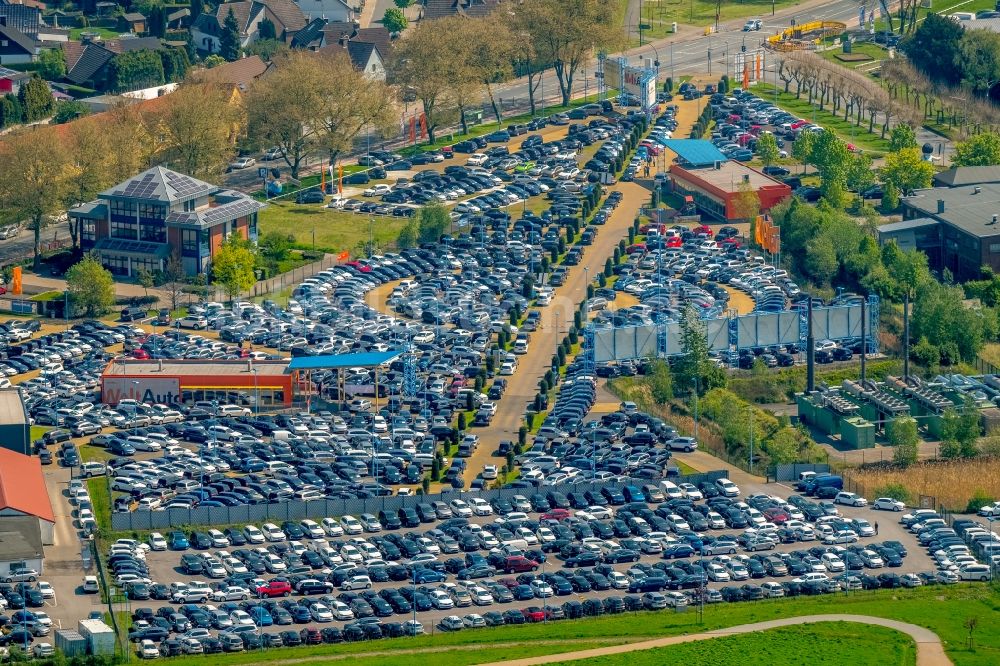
top-left (631, 0), bottom-right (803, 41)
top-left (674, 459), bottom-right (700, 475)
top-left (754, 83), bottom-right (891, 154)
top-left (564, 623), bottom-right (915, 666)
top-left (153, 585), bottom-right (999, 666)
top-left (29, 425), bottom-right (51, 442)
top-left (68, 26), bottom-right (121, 40)
top-left (979, 343), bottom-right (1000, 370)
top-left (819, 42), bottom-right (887, 68)
top-left (86, 477), bottom-right (112, 535)
top-left (80, 443), bottom-right (113, 463)
top-left (258, 200), bottom-right (407, 255)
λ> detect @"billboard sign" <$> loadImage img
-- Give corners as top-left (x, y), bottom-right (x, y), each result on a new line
top-left (733, 50), bottom-right (765, 85)
top-left (103, 377), bottom-right (181, 406)
top-left (604, 58), bottom-right (657, 109)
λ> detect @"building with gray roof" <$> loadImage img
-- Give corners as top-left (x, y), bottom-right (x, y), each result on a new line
top-left (69, 167), bottom-right (265, 278)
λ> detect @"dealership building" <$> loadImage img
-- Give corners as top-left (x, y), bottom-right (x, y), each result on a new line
top-left (663, 140), bottom-right (792, 221)
top-left (100, 359), bottom-right (295, 408)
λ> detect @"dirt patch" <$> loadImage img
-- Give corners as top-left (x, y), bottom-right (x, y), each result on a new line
top-left (722, 285), bottom-right (755, 315)
top-left (834, 53), bottom-right (874, 62)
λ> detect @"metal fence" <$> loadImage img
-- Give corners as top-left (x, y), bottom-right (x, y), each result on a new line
top-left (773, 463), bottom-right (831, 482)
top-left (203, 254), bottom-right (338, 301)
top-left (110, 471), bottom-right (729, 531)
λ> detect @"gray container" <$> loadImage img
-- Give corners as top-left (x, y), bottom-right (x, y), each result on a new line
top-left (77, 619), bottom-right (115, 656)
top-left (54, 630), bottom-right (87, 658)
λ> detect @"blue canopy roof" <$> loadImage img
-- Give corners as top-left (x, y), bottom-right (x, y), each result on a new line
top-left (286, 350), bottom-right (403, 371)
top-left (663, 140), bottom-right (728, 167)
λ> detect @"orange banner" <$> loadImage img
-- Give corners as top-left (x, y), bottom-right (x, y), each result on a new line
top-left (419, 113), bottom-right (427, 139)
top-left (409, 116), bottom-right (417, 143)
top-left (338, 164), bottom-right (344, 194)
top-left (754, 215), bottom-right (780, 254)
top-left (11, 266), bottom-right (20, 295)
top-left (337, 251), bottom-right (350, 261)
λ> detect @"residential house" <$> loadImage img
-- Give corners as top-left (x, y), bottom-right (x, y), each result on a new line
top-left (0, 23), bottom-right (34, 64)
top-left (191, 0), bottom-right (307, 54)
top-left (420, 0), bottom-right (501, 20)
top-left (192, 53), bottom-right (270, 90)
top-left (167, 7), bottom-right (191, 29)
top-left (117, 12), bottom-right (147, 34)
top-left (0, 1), bottom-right (40, 37)
top-left (61, 36), bottom-right (163, 90)
top-left (318, 39), bottom-right (383, 79)
top-left (292, 0), bottom-right (353, 21)
top-left (0, 64), bottom-right (28, 93)
top-left (69, 166), bottom-right (265, 277)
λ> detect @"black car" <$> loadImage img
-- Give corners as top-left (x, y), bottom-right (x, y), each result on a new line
top-left (295, 189), bottom-right (325, 204)
top-left (762, 165), bottom-right (790, 177)
top-left (832, 347), bottom-right (853, 361)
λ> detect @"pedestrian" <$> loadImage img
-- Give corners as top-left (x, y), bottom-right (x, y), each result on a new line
top-left (874, 521), bottom-right (879, 535)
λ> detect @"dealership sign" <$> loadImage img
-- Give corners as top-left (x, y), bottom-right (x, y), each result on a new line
top-left (603, 58), bottom-right (657, 110)
top-left (103, 377), bottom-right (181, 405)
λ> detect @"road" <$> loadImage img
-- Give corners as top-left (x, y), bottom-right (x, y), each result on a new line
top-left (475, 614), bottom-right (951, 666)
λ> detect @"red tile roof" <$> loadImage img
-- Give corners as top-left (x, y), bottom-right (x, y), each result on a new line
top-left (0, 449), bottom-right (54, 524)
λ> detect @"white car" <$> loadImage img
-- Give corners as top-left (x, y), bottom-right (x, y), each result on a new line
top-left (243, 525), bottom-right (265, 544)
top-left (363, 184), bottom-right (392, 197)
top-left (340, 516), bottom-right (364, 534)
top-left (37, 582), bottom-right (55, 600)
top-left (715, 478), bottom-right (740, 497)
top-left (148, 533), bottom-right (168, 551)
top-left (821, 553), bottom-right (846, 572)
top-left (300, 519), bottom-right (325, 539)
top-left (450, 499), bottom-right (473, 518)
top-left (322, 517), bottom-right (345, 536)
top-left (340, 575), bottom-right (372, 590)
top-left (429, 589), bottom-right (455, 609)
top-left (872, 497), bottom-right (905, 511)
top-left (261, 523), bottom-right (287, 542)
top-left (469, 498), bottom-right (493, 516)
top-left (835, 492), bottom-right (868, 507)
top-left (139, 639), bottom-right (159, 659)
top-left (482, 465), bottom-right (498, 480)
top-left (678, 483), bottom-right (703, 500)
top-left (466, 153), bottom-right (489, 166)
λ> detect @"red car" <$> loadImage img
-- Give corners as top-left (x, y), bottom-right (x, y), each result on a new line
top-left (521, 607), bottom-right (546, 622)
top-left (763, 507), bottom-right (790, 524)
top-left (691, 225), bottom-right (713, 236)
top-left (256, 580), bottom-right (292, 598)
top-left (666, 236), bottom-right (683, 248)
top-left (130, 349), bottom-right (150, 359)
top-left (625, 243), bottom-right (646, 255)
top-left (540, 508), bottom-right (571, 522)
top-left (503, 556), bottom-right (539, 574)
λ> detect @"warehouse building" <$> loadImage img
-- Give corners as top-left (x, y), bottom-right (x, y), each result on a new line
top-left (0, 448), bottom-right (55, 551)
top-left (889, 182), bottom-right (1000, 282)
top-left (100, 359), bottom-right (295, 408)
top-left (0, 388), bottom-right (30, 455)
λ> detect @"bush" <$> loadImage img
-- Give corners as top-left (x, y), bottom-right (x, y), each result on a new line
top-left (874, 483), bottom-right (912, 504)
top-left (966, 489), bottom-right (996, 513)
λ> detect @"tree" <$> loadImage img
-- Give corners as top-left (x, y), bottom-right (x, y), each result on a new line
top-left (244, 39), bottom-right (288, 62)
top-left (810, 129), bottom-right (850, 193)
top-left (900, 13), bottom-right (964, 85)
top-left (389, 24), bottom-right (458, 144)
top-left (65, 253), bottom-right (115, 317)
top-left (259, 231), bottom-right (292, 261)
top-left (108, 49), bottom-right (166, 92)
top-left (882, 179), bottom-right (900, 212)
top-left (756, 132), bottom-right (779, 167)
top-left (805, 235), bottom-right (838, 286)
top-left (845, 152), bottom-right (876, 196)
top-left (37, 48), bottom-right (66, 80)
top-left (958, 29), bottom-right (1000, 96)
top-left (17, 75), bottom-right (53, 122)
top-left (0, 94), bottom-right (22, 128)
top-left (417, 204), bottom-right (450, 244)
top-left (219, 8), bottom-right (242, 61)
top-left (191, 0), bottom-right (202, 20)
top-left (732, 180), bottom-right (760, 222)
top-left (672, 305), bottom-right (726, 395)
top-left (766, 426), bottom-right (801, 465)
top-left (157, 81), bottom-right (243, 180)
top-left (64, 119), bottom-right (115, 247)
top-left (161, 255), bottom-right (186, 311)
top-left (211, 235), bottom-right (257, 301)
top-left (160, 48), bottom-right (191, 83)
top-left (0, 129), bottom-right (69, 269)
top-left (509, 6), bottom-right (547, 116)
top-left (881, 147), bottom-right (935, 194)
top-left (513, 0), bottom-right (621, 106)
top-left (203, 54), bottom-right (225, 68)
top-left (647, 358), bottom-right (673, 405)
top-left (246, 51), bottom-right (395, 177)
top-left (461, 18), bottom-right (518, 125)
top-left (888, 123), bottom-right (918, 152)
top-left (889, 416), bottom-right (919, 467)
top-left (792, 129), bottom-right (816, 173)
top-left (257, 17), bottom-right (276, 41)
top-left (381, 7), bottom-right (407, 34)
top-left (136, 268), bottom-right (155, 297)
top-left (954, 131), bottom-right (1000, 166)
top-left (397, 220), bottom-right (417, 249)
top-left (52, 100), bottom-right (90, 124)
top-left (394, 0), bottom-right (413, 6)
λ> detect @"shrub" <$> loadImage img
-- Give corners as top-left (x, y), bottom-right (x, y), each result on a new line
top-left (967, 489), bottom-right (995, 514)
top-left (874, 483), bottom-right (912, 504)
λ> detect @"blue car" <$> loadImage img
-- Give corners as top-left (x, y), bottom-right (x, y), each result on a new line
top-left (168, 531), bottom-right (189, 550)
top-left (248, 606), bottom-right (273, 627)
top-left (413, 567), bottom-right (447, 584)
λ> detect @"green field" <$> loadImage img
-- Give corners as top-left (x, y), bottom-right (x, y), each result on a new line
top-left (148, 585), bottom-right (1000, 666)
top-left (819, 42), bottom-right (888, 68)
top-left (68, 26), bottom-right (122, 40)
top-left (564, 623), bottom-right (915, 666)
top-left (257, 201), bottom-right (407, 255)
top-left (630, 0), bottom-right (803, 41)
top-left (754, 82), bottom-right (891, 154)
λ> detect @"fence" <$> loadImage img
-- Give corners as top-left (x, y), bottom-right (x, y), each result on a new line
top-left (204, 254), bottom-right (338, 301)
top-left (109, 471), bottom-right (729, 532)
top-left (773, 463), bottom-right (831, 482)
